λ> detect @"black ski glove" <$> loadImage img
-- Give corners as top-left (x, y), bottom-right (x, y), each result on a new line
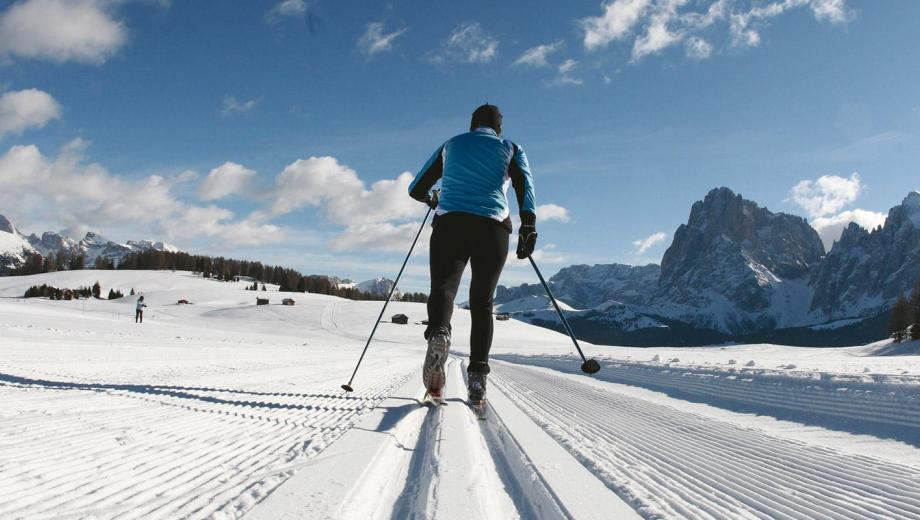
top-left (516, 225), bottom-right (537, 259)
top-left (426, 189), bottom-right (440, 210)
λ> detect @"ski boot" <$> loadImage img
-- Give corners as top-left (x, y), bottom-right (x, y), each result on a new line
top-left (422, 332), bottom-right (450, 404)
top-left (468, 371), bottom-right (487, 419)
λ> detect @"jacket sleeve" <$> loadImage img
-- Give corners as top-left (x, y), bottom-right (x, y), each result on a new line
top-left (408, 144), bottom-right (445, 202)
top-left (508, 143), bottom-right (536, 226)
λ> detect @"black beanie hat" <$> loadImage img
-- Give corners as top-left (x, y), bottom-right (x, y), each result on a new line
top-left (470, 103), bottom-right (502, 134)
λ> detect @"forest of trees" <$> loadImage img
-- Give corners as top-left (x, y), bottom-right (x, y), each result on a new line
top-left (13, 249), bottom-right (428, 303)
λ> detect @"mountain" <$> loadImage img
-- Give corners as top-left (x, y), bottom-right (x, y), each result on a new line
top-left (809, 191), bottom-right (920, 320)
top-left (0, 214), bottom-right (180, 273)
top-left (496, 188), bottom-right (919, 347)
top-left (355, 277), bottom-right (399, 298)
top-left (654, 187), bottom-right (825, 334)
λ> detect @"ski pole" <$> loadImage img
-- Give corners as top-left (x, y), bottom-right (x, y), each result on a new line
top-left (528, 256), bottom-right (601, 374)
top-left (341, 206), bottom-right (433, 392)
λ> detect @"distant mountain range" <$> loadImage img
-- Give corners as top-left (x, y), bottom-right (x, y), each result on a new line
top-left (495, 188), bottom-right (920, 347)
top-left (0, 214), bottom-right (179, 273)
top-left (0, 214), bottom-right (401, 297)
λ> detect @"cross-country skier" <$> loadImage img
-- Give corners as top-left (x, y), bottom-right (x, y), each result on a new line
top-left (408, 103), bottom-right (537, 407)
top-left (135, 295), bottom-right (147, 323)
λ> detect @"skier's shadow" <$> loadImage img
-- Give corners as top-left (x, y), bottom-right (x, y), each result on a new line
top-left (0, 372), bottom-right (363, 410)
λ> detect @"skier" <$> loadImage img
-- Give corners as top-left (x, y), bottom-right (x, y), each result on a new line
top-left (135, 295), bottom-right (147, 323)
top-left (408, 103), bottom-right (537, 408)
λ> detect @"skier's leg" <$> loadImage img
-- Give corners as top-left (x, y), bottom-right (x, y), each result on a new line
top-left (467, 220), bottom-right (510, 375)
top-left (426, 216), bottom-right (469, 339)
top-left (424, 216), bottom-right (470, 395)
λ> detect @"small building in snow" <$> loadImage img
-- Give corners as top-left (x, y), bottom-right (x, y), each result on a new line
top-left (282, 298), bottom-right (296, 306)
top-left (256, 298), bottom-right (269, 306)
top-left (391, 314), bottom-right (409, 325)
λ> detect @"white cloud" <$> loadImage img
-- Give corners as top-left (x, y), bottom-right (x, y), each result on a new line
top-left (810, 209), bottom-right (886, 250)
top-left (0, 141), bottom-right (284, 246)
top-left (581, 0), bottom-right (851, 62)
top-left (513, 41), bottom-right (563, 67)
top-left (536, 203), bottom-right (571, 223)
top-left (329, 220), bottom-right (431, 253)
top-left (432, 22), bottom-right (498, 64)
top-left (548, 59), bottom-right (584, 86)
top-left (684, 36), bottom-right (712, 59)
top-left (582, 0), bottom-right (652, 51)
top-left (220, 96), bottom-right (259, 117)
top-left (175, 169), bottom-right (199, 183)
top-left (357, 22), bottom-right (407, 57)
top-left (197, 162), bottom-right (258, 201)
top-left (632, 231), bottom-right (667, 254)
top-left (0, 89), bottom-right (61, 137)
top-left (789, 172), bottom-right (863, 218)
top-left (265, 0), bottom-right (306, 23)
top-left (0, 0), bottom-right (126, 64)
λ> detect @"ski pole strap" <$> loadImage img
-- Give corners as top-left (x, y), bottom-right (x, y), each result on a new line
top-left (528, 255), bottom-right (588, 363)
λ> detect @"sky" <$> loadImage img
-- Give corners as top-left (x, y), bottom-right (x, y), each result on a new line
top-left (1, 0), bottom-right (919, 292)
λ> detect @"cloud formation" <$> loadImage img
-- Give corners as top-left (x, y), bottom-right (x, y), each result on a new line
top-left (789, 172), bottom-right (863, 218)
top-left (513, 41), bottom-right (563, 68)
top-left (0, 0), bottom-right (126, 64)
top-left (0, 89), bottom-right (61, 137)
top-left (788, 172), bottom-right (887, 248)
top-left (197, 162), bottom-right (258, 201)
top-left (581, 0), bottom-right (852, 62)
top-left (633, 231), bottom-right (667, 254)
top-left (220, 96), bottom-right (259, 117)
top-left (536, 204), bottom-right (572, 223)
top-left (0, 140), bottom-right (283, 246)
top-left (431, 22), bottom-right (498, 64)
top-left (357, 22), bottom-right (407, 57)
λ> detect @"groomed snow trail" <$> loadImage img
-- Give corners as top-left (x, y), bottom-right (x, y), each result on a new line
top-left (490, 361), bottom-right (920, 520)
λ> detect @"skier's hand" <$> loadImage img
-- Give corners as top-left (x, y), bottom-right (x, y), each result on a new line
top-left (425, 189), bottom-right (440, 210)
top-left (516, 225), bottom-right (537, 259)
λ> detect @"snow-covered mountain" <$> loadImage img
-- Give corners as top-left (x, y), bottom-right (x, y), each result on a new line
top-left (809, 191), bottom-right (920, 320)
top-left (355, 277), bottom-right (400, 298)
top-left (0, 214), bottom-right (179, 273)
top-left (496, 188), bottom-right (920, 346)
top-left (653, 187), bottom-right (824, 334)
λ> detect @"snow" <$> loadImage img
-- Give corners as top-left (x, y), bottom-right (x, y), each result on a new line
top-left (0, 231), bottom-right (35, 267)
top-left (2, 270), bottom-right (920, 519)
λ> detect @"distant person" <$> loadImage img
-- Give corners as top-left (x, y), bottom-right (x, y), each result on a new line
top-left (408, 103), bottom-right (537, 406)
top-left (135, 296), bottom-right (147, 323)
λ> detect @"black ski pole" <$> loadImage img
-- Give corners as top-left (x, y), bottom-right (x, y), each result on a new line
top-left (528, 255), bottom-right (601, 374)
top-left (341, 207), bottom-right (433, 392)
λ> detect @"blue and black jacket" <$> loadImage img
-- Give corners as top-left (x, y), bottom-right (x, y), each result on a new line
top-left (408, 127), bottom-right (536, 232)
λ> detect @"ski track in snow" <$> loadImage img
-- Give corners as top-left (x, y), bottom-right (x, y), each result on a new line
top-left (490, 361), bottom-right (920, 520)
top-left (0, 369), bottom-right (412, 520)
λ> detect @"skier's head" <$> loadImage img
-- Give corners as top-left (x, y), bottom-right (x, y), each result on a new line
top-left (470, 103), bottom-right (502, 135)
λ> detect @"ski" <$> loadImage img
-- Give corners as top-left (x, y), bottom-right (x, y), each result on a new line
top-left (468, 399), bottom-right (487, 420)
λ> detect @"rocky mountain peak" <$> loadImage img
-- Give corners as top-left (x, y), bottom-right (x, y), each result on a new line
top-left (0, 214), bottom-right (17, 235)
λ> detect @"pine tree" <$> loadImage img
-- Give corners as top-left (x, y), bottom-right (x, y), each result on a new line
top-left (889, 295), bottom-right (911, 343)
top-left (910, 279), bottom-right (920, 341)
top-left (130, 288), bottom-right (135, 296)
top-left (92, 281), bottom-right (102, 299)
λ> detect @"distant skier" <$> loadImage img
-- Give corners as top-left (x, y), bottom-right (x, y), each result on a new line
top-left (135, 296), bottom-right (147, 323)
top-left (408, 103), bottom-right (537, 406)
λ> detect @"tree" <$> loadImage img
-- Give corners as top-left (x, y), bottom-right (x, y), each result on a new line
top-left (130, 288), bottom-right (135, 296)
top-left (69, 254), bottom-right (85, 271)
top-left (911, 279), bottom-right (920, 341)
top-left (889, 295), bottom-right (911, 343)
top-left (92, 281), bottom-right (102, 299)
top-left (108, 288), bottom-right (124, 299)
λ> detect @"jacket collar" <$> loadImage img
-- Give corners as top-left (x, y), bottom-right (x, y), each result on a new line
top-left (472, 127), bottom-right (498, 136)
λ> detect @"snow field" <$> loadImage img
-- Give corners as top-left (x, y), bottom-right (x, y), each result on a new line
top-left (495, 354), bottom-right (920, 441)
top-left (490, 362), bottom-right (920, 520)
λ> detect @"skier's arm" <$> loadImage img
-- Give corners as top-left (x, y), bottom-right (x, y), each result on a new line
top-left (409, 145), bottom-right (444, 203)
top-left (508, 144), bottom-right (536, 226)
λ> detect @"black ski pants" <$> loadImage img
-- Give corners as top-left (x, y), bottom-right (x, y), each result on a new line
top-left (426, 212), bottom-right (509, 374)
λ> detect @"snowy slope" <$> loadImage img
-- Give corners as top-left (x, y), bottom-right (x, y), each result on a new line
top-left (2, 270), bottom-right (920, 519)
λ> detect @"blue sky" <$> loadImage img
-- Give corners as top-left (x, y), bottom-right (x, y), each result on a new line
top-left (1, 0), bottom-right (919, 290)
